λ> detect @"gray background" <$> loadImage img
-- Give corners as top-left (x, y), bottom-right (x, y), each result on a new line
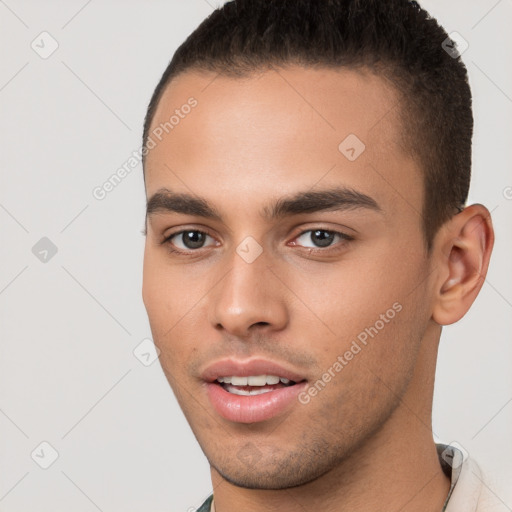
top-left (1, 0), bottom-right (511, 510)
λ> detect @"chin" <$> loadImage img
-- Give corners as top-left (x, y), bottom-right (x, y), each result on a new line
top-left (206, 443), bottom-right (337, 490)
top-left (212, 463), bottom-right (325, 490)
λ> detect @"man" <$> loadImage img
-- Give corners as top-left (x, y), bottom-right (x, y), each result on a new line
top-left (140, 0), bottom-right (502, 510)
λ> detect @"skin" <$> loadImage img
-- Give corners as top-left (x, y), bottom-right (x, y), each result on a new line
top-left (142, 66), bottom-right (494, 512)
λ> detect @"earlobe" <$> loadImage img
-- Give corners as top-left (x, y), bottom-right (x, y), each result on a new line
top-left (432, 204), bottom-right (494, 326)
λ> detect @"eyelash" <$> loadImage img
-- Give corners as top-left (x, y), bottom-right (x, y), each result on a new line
top-left (160, 228), bottom-right (354, 256)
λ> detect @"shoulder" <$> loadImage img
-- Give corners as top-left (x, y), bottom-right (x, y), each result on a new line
top-left (446, 456), bottom-right (509, 512)
top-left (196, 494), bottom-right (213, 512)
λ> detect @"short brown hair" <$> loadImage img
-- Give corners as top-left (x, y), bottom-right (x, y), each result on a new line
top-left (143, 0), bottom-right (473, 250)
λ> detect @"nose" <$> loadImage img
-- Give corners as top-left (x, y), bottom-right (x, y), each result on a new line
top-left (209, 244), bottom-right (289, 338)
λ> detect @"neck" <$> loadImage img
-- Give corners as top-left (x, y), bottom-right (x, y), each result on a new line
top-left (210, 323), bottom-right (451, 512)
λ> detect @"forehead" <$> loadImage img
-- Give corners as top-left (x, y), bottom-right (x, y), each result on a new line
top-left (144, 66), bottom-right (422, 222)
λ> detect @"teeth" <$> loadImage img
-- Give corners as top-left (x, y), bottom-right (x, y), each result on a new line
top-left (248, 375), bottom-right (267, 386)
top-left (265, 375), bottom-right (280, 385)
top-left (231, 376), bottom-right (249, 385)
top-left (224, 384), bottom-right (274, 396)
top-left (216, 375), bottom-right (293, 386)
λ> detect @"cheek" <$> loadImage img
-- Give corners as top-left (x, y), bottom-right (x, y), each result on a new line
top-left (142, 250), bottom-right (213, 393)
top-left (292, 252), bottom-right (428, 387)
top-left (287, 260), bottom-right (402, 344)
top-left (142, 250), bottom-right (186, 375)
top-left (142, 248), bottom-right (163, 319)
top-left (297, 302), bottom-right (423, 444)
top-left (142, 248), bottom-right (196, 330)
top-left (309, 242), bottom-right (426, 329)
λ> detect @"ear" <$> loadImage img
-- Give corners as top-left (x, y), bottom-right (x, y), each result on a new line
top-left (431, 204), bottom-right (494, 326)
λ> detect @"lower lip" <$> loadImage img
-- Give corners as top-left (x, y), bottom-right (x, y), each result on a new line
top-left (205, 381), bottom-right (308, 424)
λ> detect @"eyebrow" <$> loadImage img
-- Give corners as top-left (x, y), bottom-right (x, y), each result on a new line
top-left (145, 186), bottom-right (382, 222)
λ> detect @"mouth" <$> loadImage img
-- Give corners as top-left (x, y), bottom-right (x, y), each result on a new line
top-left (215, 374), bottom-right (297, 396)
top-left (201, 359), bottom-right (308, 424)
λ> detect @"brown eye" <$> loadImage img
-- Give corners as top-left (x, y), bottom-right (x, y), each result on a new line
top-left (164, 230), bottom-right (216, 251)
top-left (294, 229), bottom-right (352, 249)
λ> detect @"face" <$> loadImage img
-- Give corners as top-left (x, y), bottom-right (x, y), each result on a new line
top-left (142, 66), bottom-right (435, 489)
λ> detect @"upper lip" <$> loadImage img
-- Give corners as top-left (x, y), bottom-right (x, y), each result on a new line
top-left (201, 358), bottom-right (307, 383)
